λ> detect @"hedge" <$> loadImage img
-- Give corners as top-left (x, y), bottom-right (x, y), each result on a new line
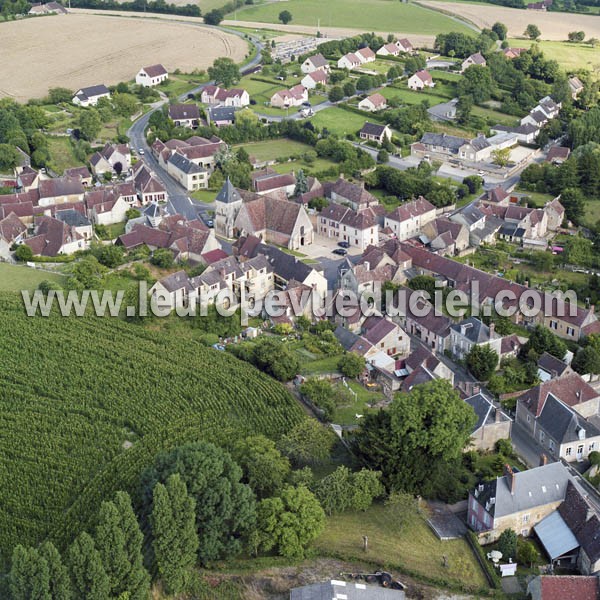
top-left (465, 531), bottom-right (502, 590)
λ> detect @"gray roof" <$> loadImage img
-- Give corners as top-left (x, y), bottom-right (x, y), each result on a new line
top-left (451, 204), bottom-right (485, 227)
top-left (290, 581), bottom-right (405, 600)
top-left (361, 122), bottom-right (388, 136)
top-left (143, 201), bottom-right (163, 218)
top-left (534, 510), bottom-right (580, 560)
top-left (451, 317), bottom-right (495, 343)
top-left (334, 325), bottom-right (361, 351)
top-left (253, 243), bottom-right (317, 284)
top-left (76, 84), bottom-right (110, 99)
top-left (208, 105), bottom-right (236, 123)
top-left (55, 209), bottom-right (90, 227)
top-left (215, 178), bottom-right (242, 204)
top-left (538, 352), bottom-right (569, 377)
top-left (465, 392), bottom-right (495, 432)
top-left (474, 461), bottom-right (572, 518)
top-left (537, 393), bottom-right (600, 445)
top-left (499, 224), bottom-right (526, 238)
top-left (168, 152), bottom-right (204, 175)
top-left (469, 135), bottom-right (491, 152)
top-left (421, 132), bottom-right (467, 152)
top-left (427, 99), bottom-right (458, 121)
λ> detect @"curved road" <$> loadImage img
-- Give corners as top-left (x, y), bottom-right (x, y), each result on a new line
top-left (127, 24), bottom-right (264, 220)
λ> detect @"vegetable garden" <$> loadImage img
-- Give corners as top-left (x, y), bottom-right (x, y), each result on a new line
top-left (0, 294), bottom-right (304, 568)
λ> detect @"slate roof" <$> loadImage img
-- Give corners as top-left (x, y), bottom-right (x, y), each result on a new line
top-left (55, 208), bottom-right (90, 227)
top-left (473, 461), bottom-right (572, 518)
top-left (168, 152), bottom-right (204, 175)
top-left (290, 580), bottom-right (405, 600)
top-left (208, 105), bottom-right (237, 123)
top-left (533, 511), bottom-right (580, 560)
top-left (75, 84), bottom-right (110, 100)
top-left (360, 122), bottom-right (389, 137)
top-left (537, 393), bottom-right (600, 445)
top-left (451, 317), bottom-right (497, 343)
top-left (538, 352), bottom-right (570, 377)
top-left (420, 132), bottom-right (467, 151)
top-left (159, 270), bottom-right (193, 293)
top-left (215, 178), bottom-right (242, 204)
top-left (464, 392), bottom-right (506, 433)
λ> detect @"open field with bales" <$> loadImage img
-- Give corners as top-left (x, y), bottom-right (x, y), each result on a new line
top-left (420, 0), bottom-right (600, 40)
top-left (231, 0), bottom-right (473, 36)
top-left (0, 12), bottom-right (247, 101)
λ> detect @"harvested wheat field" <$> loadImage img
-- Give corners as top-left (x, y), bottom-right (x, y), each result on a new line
top-left (0, 13), bottom-right (247, 101)
top-left (420, 1), bottom-right (600, 40)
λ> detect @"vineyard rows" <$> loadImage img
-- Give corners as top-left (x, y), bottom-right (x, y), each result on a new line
top-left (0, 294), bottom-right (304, 567)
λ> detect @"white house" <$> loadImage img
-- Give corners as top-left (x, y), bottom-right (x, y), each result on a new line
top-left (317, 204), bottom-right (379, 250)
top-left (384, 196), bottom-right (437, 240)
top-left (407, 70), bottom-right (434, 90)
top-left (270, 85), bottom-right (308, 108)
top-left (300, 53), bottom-right (329, 74)
top-left (377, 43), bottom-right (400, 57)
top-left (301, 70), bottom-right (328, 90)
top-left (338, 52), bottom-right (362, 70)
top-left (356, 47), bottom-right (376, 64)
top-left (200, 85), bottom-right (250, 107)
top-left (135, 64), bottom-right (168, 87)
top-left (358, 92), bottom-right (387, 112)
top-left (72, 85), bottom-right (111, 107)
top-left (396, 38), bottom-right (414, 53)
top-left (461, 52), bottom-right (486, 72)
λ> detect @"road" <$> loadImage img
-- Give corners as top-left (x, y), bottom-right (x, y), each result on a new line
top-left (127, 25), bottom-right (264, 221)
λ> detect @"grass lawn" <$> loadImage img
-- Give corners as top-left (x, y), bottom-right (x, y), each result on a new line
top-left (516, 190), bottom-right (556, 207)
top-left (160, 73), bottom-right (208, 98)
top-left (98, 116), bottom-right (130, 143)
top-left (378, 85), bottom-right (450, 105)
top-left (299, 353), bottom-right (344, 375)
top-left (314, 504), bottom-right (488, 592)
top-left (46, 136), bottom-right (84, 174)
top-left (237, 139), bottom-right (314, 161)
top-left (105, 222), bottom-right (126, 239)
top-left (190, 189), bottom-right (217, 203)
top-left (311, 107), bottom-right (370, 136)
top-left (430, 69), bottom-right (462, 82)
top-left (270, 157), bottom-right (338, 176)
top-left (508, 38), bottom-right (600, 76)
top-left (471, 105), bottom-right (518, 127)
top-left (0, 264), bottom-right (65, 292)
top-left (333, 380), bottom-right (385, 425)
top-left (234, 0), bottom-right (472, 35)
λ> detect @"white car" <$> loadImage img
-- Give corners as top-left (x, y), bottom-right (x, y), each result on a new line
top-left (138, 148), bottom-right (145, 155)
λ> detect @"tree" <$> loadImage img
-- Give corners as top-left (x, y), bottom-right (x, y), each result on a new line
top-left (141, 442), bottom-right (256, 564)
top-left (517, 537), bottom-right (539, 567)
top-left (564, 235), bottom-right (593, 266)
top-left (78, 109), bottom-right (102, 142)
top-left (560, 187), bottom-right (585, 224)
top-left (356, 75), bottom-right (373, 91)
top-left (463, 175), bottom-right (483, 194)
top-left (343, 81), bottom-right (356, 97)
top-left (95, 500), bottom-right (129, 597)
top-left (572, 346), bottom-right (600, 375)
top-left (67, 533), bottom-right (110, 600)
top-left (15, 244), bottom-right (33, 262)
top-left (567, 31), bottom-right (585, 42)
top-left (338, 352), bottom-right (366, 378)
top-left (232, 435), bottom-right (291, 499)
top-left (300, 377), bottom-right (337, 420)
top-left (150, 248), bottom-right (174, 269)
top-left (294, 169), bottom-right (308, 197)
top-left (151, 474), bottom-right (198, 595)
top-left (38, 541), bottom-right (71, 600)
top-left (385, 492), bottom-right (418, 533)
top-left (9, 545), bottom-right (51, 600)
top-left (456, 94), bottom-right (473, 125)
top-left (254, 485), bottom-right (325, 558)
top-left (208, 57), bottom-right (240, 88)
top-left (525, 24), bottom-right (541, 40)
top-left (497, 528), bottom-right (517, 561)
top-left (466, 345), bottom-right (499, 381)
top-left (351, 468), bottom-right (385, 510)
top-left (377, 149), bottom-right (389, 163)
top-left (522, 325), bottom-right (567, 360)
top-left (492, 22), bottom-right (508, 41)
top-left (491, 147), bottom-right (511, 167)
top-left (0, 143), bottom-right (20, 171)
top-left (458, 65), bottom-right (494, 103)
top-left (328, 86), bottom-right (344, 103)
top-left (278, 419), bottom-right (334, 466)
top-left (354, 380), bottom-right (477, 495)
top-left (204, 8), bottom-right (224, 25)
top-left (251, 338), bottom-right (300, 381)
top-left (48, 87), bottom-right (73, 104)
top-left (278, 10), bottom-right (292, 24)
top-left (387, 66), bottom-right (401, 81)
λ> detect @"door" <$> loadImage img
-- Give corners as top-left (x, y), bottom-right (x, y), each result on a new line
top-left (577, 444), bottom-right (584, 461)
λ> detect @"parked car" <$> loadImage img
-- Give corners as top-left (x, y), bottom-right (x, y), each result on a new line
top-left (332, 248), bottom-right (348, 256)
top-left (138, 148), bottom-right (145, 155)
top-left (338, 241), bottom-right (349, 248)
top-left (275, 76), bottom-right (285, 81)
top-left (302, 101), bottom-right (311, 108)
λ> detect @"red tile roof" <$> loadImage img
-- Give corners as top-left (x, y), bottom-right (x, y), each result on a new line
top-left (538, 576), bottom-right (598, 600)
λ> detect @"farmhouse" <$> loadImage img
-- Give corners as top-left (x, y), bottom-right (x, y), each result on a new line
top-left (337, 53), bottom-right (362, 70)
top-left (135, 64), bottom-right (168, 87)
top-left (89, 143), bottom-right (131, 177)
top-left (301, 70), bottom-right (328, 89)
top-left (461, 52), bottom-right (486, 72)
top-left (270, 85), bottom-right (308, 108)
top-left (408, 70), bottom-right (434, 90)
top-left (359, 122), bottom-right (392, 144)
top-left (200, 86), bottom-right (249, 107)
top-left (168, 104), bottom-right (201, 128)
top-left (358, 93), bottom-right (387, 112)
top-left (72, 84), bottom-right (110, 107)
top-left (300, 53), bottom-right (329, 74)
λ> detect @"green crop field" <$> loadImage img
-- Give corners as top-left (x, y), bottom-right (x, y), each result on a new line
top-left (508, 38), bottom-right (600, 75)
top-left (0, 264), bottom-right (65, 292)
top-left (0, 294), bottom-right (304, 568)
top-left (233, 0), bottom-right (472, 35)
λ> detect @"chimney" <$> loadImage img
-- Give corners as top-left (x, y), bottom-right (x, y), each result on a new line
top-left (495, 408), bottom-right (501, 423)
top-left (489, 322), bottom-right (495, 337)
top-left (539, 453), bottom-right (548, 467)
top-left (591, 304), bottom-right (595, 314)
top-left (504, 464), bottom-right (516, 494)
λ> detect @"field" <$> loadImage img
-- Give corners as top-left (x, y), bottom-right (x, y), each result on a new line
top-left (311, 107), bottom-right (371, 136)
top-left (0, 264), bottom-right (65, 292)
top-left (420, 0), bottom-right (600, 40)
top-left (508, 38), bottom-right (600, 74)
top-left (0, 293), bottom-right (304, 568)
top-left (46, 137), bottom-right (85, 174)
top-left (0, 13), bottom-right (247, 101)
top-left (314, 504), bottom-right (488, 592)
top-left (237, 139), bottom-right (314, 161)
top-left (232, 0), bottom-right (473, 36)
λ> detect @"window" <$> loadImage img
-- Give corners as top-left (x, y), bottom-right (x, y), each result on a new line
top-left (567, 327), bottom-right (575, 337)
top-left (522, 514), bottom-right (530, 524)
top-left (550, 320), bottom-right (558, 330)
top-left (539, 431), bottom-right (545, 443)
top-left (566, 447), bottom-right (572, 456)
top-left (590, 442), bottom-right (596, 452)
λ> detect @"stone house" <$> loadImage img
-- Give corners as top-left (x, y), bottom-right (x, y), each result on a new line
top-left (465, 392), bottom-right (512, 451)
top-left (450, 317), bottom-right (502, 361)
top-left (384, 196), bottom-right (437, 241)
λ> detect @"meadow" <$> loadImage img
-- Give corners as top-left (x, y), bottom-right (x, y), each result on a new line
top-left (0, 294), bottom-right (304, 568)
top-left (0, 264), bottom-right (65, 292)
top-left (234, 0), bottom-right (473, 36)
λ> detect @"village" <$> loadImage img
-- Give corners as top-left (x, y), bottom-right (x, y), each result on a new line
top-left (2, 3), bottom-right (600, 599)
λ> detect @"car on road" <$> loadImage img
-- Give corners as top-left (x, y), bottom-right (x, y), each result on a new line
top-left (138, 148), bottom-right (145, 155)
top-left (477, 170), bottom-right (485, 176)
top-left (302, 101), bottom-right (311, 108)
top-left (338, 241), bottom-right (349, 248)
top-left (332, 248), bottom-right (347, 256)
